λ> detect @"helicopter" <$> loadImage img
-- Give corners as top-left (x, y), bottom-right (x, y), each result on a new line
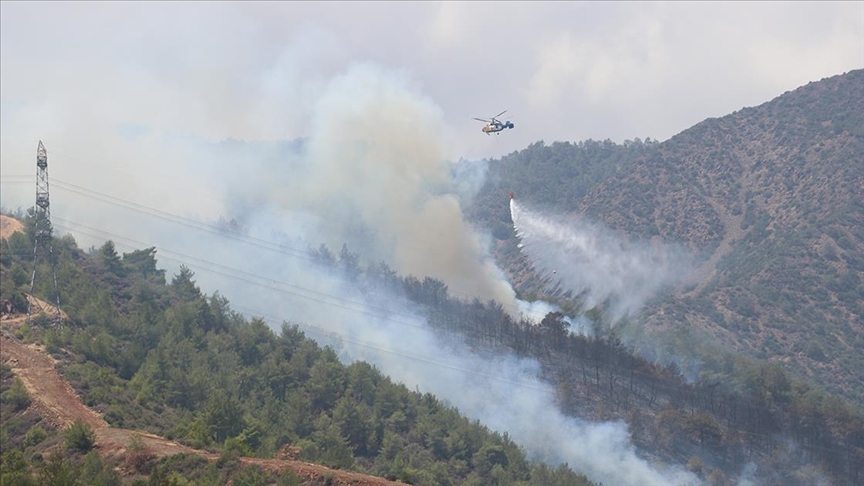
top-left (474, 110), bottom-right (515, 135)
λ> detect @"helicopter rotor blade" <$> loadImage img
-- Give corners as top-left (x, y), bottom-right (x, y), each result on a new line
top-left (495, 110), bottom-right (507, 119)
top-left (473, 118), bottom-right (491, 122)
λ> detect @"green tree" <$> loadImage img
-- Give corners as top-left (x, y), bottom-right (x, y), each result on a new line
top-left (147, 464), bottom-right (168, 486)
top-left (339, 244), bottom-right (361, 280)
top-left (345, 361), bottom-right (380, 406)
top-left (333, 396), bottom-right (374, 456)
top-left (313, 420), bottom-right (355, 470)
top-left (23, 425), bottom-right (47, 447)
top-left (275, 471), bottom-right (302, 486)
top-left (472, 443), bottom-right (510, 478)
top-left (123, 247), bottom-right (166, 283)
top-left (64, 419), bottom-right (96, 453)
top-left (1, 376), bottom-right (31, 412)
top-left (202, 394), bottom-right (245, 443)
top-left (307, 356), bottom-right (345, 412)
top-left (231, 465), bottom-right (270, 486)
top-left (39, 453), bottom-right (80, 486)
top-left (171, 265), bottom-right (201, 301)
top-left (99, 240), bottom-right (125, 276)
top-left (312, 244), bottom-right (335, 266)
top-left (0, 449), bottom-right (30, 478)
top-left (79, 451), bottom-right (121, 486)
top-left (685, 412), bottom-right (724, 450)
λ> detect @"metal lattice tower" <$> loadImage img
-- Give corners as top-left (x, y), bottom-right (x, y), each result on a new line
top-left (27, 140), bottom-right (63, 326)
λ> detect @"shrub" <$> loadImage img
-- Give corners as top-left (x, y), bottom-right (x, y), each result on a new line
top-left (23, 425), bottom-right (47, 447)
top-left (64, 420), bottom-right (96, 453)
top-left (231, 465), bottom-right (271, 486)
top-left (126, 434), bottom-right (156, 474)
top-left (0, 378), bottom-right (30, 412)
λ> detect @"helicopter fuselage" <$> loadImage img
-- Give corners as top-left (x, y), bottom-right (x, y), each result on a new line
top-left (481, 120), bottom-right (514, 134)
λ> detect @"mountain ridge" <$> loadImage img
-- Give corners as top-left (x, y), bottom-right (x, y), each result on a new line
top-left (472, 69), bottom-right (864, 404)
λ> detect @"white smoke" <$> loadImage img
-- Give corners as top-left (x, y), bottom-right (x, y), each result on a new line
top-left (517, 298), bottom-right (564, 322)
top-left (450, 157), bottom-right (490, 207)
top-left (511, 199), bottom-right (691, 322)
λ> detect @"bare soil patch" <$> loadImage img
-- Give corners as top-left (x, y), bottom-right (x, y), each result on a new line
top-left (0, 214), bottom-right (24, 240)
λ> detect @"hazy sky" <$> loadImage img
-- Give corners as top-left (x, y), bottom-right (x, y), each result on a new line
top-left (1, 1), bottom-right (862, 165)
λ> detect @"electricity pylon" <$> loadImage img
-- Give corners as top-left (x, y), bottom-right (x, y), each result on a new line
top-left (27, 140), bottom-right (63, 326)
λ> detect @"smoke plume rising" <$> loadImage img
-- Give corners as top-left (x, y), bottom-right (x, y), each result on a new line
top-left (210, 64), bottom-right (517, 309)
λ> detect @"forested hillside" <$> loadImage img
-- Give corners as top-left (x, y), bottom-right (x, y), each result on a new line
top-left (0, 213), bottom-right (595, 486)
top-left (396, 267), bottom-right (864, 485)
top-left (468, 69), bottom-right (864, 406)
top-left (4, 200), bottom-right (864, 485)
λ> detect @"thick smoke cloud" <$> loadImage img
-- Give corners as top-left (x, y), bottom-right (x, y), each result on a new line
top-left (511, 199), bottom-right (691, 321)
top-left (209, 63), bottom-right (518, 309)
top-left (302, 64), bottom-right (516, 308)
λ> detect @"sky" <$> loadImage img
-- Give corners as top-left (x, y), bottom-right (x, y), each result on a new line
top-left (1, 1), bottom-right (862, 164)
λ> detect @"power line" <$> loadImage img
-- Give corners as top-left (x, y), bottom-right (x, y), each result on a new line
top-left (4, 170), bottom-right (523, 311)
top-left (47, 218), bottom-right (559, 397)
top-left (45, 175), bottom-right (521, 311)
top-left (229, 303), bottom-right (556, 396)
top-left (12, 218), bottom-right (551, 394)
top-left (13, 215), bottom-right (718, 398)
top-left (51, 178), bottom-right (317, 263)
top-left (51, 216), bottom-right (431, 329)
top-left (31, 215), bottom-right (864, 427)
